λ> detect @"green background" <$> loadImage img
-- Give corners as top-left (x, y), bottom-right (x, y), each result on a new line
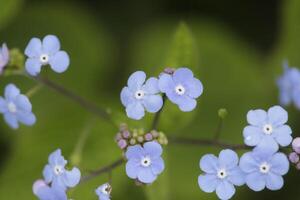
top-left (0, 0), bottom-right (300, 199)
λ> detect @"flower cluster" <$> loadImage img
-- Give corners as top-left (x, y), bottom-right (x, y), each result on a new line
top-left (121, 67), bottom-right (203, 120)
top-left (33, 149), bottom-right (81, 199)
top-left (288, 137), bottom-right (300, 169)
top-left (198, 105), bottom-right (291, 200)
top-left (277, 62), bottom-right (300, 109)
top-left (115, 124), bottom-right (168, 150)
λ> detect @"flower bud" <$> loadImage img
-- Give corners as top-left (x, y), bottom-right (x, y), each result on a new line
top-left (115, 132), bottom-right (122, 141)
top-left (218, 108), bottom-right (228, 119)
top-left (122, 130), bottom-right (131, 139)
top-left (145, 133), bottom-right (153, 141)
top-left (118, 139), bottom-right (127, 149)
top-left (129, 138), bottom-right (137, 145)
top-left (296, 162), bottom-right (300, 170)
top-left (289, 152), bottom-right (299, 164)
top-left (137, 136), bottom-right (144, 143)
top-left (151, 130), bottom-right (159, 138)
top-left (292, 137), bottom-right (300, 154)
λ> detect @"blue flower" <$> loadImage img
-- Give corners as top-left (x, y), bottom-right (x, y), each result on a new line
top-left (158, 68), bottom-right (203, 112)
top-left (277, 62), bottom-right (300, 108)
top-left (243, 105), bottom-right (292, 152)
top-left (24, 35), bottom-right (70, 76)
top-left (43, 149), bottom-right (81, 190)
top-left (95, 183), bottom-right (111, 200)
top-left (33, 180), bottom-right (67, 200)
top-left (125, 141), bottom-right (165, 184)
top-left (0, 84), bottom-right (36, 129)
top-left (0, 43), bottom-right (9, 74)
top-left (121, 71), bottom-right (163, 120)
top-left (198, 149), bottom-right (245, 200)
top-left (240, 149), bottom-right (289, 191)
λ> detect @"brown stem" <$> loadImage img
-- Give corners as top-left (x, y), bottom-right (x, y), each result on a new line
top-left (169, 136), bottom-right (249, 150)
top-left (80, 158), bottom-right (124, 183)
top-left (30, 75), bottom-right (117, 128)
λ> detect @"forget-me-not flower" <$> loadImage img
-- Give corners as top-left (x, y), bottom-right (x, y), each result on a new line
top-left (0, 84), bottom-right (36, 129)
top-left (43, 149), bottom-right (81, 190)
top-left (95, 183), bottom-right (111, 200)
top-left (33, 180), bottom-right (67, 200)
top-left (198, 149), bottom-right (245, 200)
top-left (277, 62), bottom-right (300, 109)
top-left (125, 141), bottom-right (165, 184)
top-left (25, 35), bottom-right (70, 76)
top-left (158, 68), bottom-right (203, 112)
top-left (243, 105), bottom-right (292, 152)
top-left (240, 149), bottom-right (289, 191)
top-left (121, 71), bottom-right (163, 120)
top-left (0, 43), bottom-right (9, 74)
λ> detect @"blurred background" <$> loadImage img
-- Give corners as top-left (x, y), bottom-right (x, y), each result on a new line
top-left (0, 0), bottom-right (300, 199)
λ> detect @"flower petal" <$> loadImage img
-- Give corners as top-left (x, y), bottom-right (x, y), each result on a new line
top-left (239, 152), bottom-right (257, 173)
top-left (25, 38), bottom-right (42, 57)
top-left (218, 149), bottom-right (238, 169)
top-left (228, 167), bottom-right (245, 186)
top-left (4, 112), bottom-right (18, 129)
top-left (216, 180), bottom-right (235, 200)
top-left (120, 87), bottom-right (134, 107)
top-left (173, 68), bottom-right (194, 83)
top-left (17, 111), bottom-right (36, 126)
top-left (143, 94), bottom-right (163, 113)
top-left (127, 71), bottom-right (146, 91)
top-left (25, 58), bottom-right (42, 76)
top-left (243, 126), bottom-right (263, 146)
top-left (125, 145), bottom-right (144, 160)
top-left (15, 95), bottom-right (32, 111)
top-left (270, 152), bottom-right (289, 175)
top-left (137, 167), bottom-right (157, 184)
top-left (247, 109), bottom-right (267, 126)
top-left (158, 73), bottom-right (174, 93)
top-left (143, 141), bottom-right (163, 158)
top-left (43, 165), bottom-right (54, 183)
top-left (268, 105), bottom-right (288, 126)
top-left (199, 154), bottom-right (218, 173)
top-left (42, 35), bottom-right (61, 55)
top-left (49, 51), bottom-right (70, 73)
top-left (151, 157), bottom-right (165, 175)
top-left (143, 77), bottom-right (160, 94)
top-left (178, 96), bottom-right (197, 112)
top-left (5, 84), bottom-right (20, 101)
top-left (0, 97), bottom-right (7, 113)
top-left (198, 174), bottom-right (219, 193)
top-left (245, 172), bottom-right (266, 191)
top-left (256, 136), bottom-right (279, 153)
top-left (186, 78), bottom-right (203, 98)
top-left (126, 159), bottom-right (140, 179)
top-left (62, 167), bottom-right (81, 187)
top-left (273, 125), bottom-right (292, 147)
top-left (265, 173), bottom-right (284, 190)
top-left (125, 102), bottom-right (145, 120)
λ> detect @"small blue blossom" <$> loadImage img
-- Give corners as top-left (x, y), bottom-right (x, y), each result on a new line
top-left (24, 35), bottom-right (70, 76)
top-left (0, 43), bottom-right (9, 74)
top-left (125, 141), bottom-right (165, 184)
top-left (43, 149), bottom-right (81, 190)
top-left (95, 183), bottom-right (111, 200)
top-left (198, 149), bottom-right (245, 200)
top-left (243, 105), bottom-right (292, 152)
top-left (0, 84), bottom-right (36, 129)
top-left (121, 71), bottom-right (163, 120)
top-left (158, 68), bottom-right (203, 112)
top-left (33, 180), bottom-right (67, 200)
top-left (277, 61), bottom-right (300, 109)
top-left (240, 148), bottom-right (289, 191)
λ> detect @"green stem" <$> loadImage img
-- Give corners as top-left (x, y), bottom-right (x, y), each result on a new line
top-left (25, 84), bottom-right (43, 98)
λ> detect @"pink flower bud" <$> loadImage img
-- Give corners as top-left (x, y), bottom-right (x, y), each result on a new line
top-left (289, 152), bottom-right (299, 164)
top-left (292, 137), bottom-right (300, 154)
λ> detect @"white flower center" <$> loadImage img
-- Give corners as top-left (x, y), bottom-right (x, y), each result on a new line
top-left (141, 156), bottom-right (151, 167)
top-left (217, 169), bottom-right (227, 179)
top-left (40, 54), bottom-right (49, 64)
top-left (53, 165), bottom-right (64, 175)
top-left (175, 84), bottom-right (185, 95)
top-left (263, 124), bottom-right (273, 135)
top-left (7, 102), bottom-right (17, 113)
top-left (135, 90), bottom-right (145, 100)
top-left (101, 184), bottom-right (112, 195)
top-left (259, 162), bottom-right (270, 174)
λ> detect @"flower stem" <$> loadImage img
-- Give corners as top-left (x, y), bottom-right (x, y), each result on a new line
top-left (151, 94), bottom-right (167, 130)
top-left (213, 117), bottom-right (224, 141)
top-left (25, 84), bottom-right (43, 98)
top-left (80, 158), bottom-right (125, 184)
top-left (168, 136), bottom-right (249, 150)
